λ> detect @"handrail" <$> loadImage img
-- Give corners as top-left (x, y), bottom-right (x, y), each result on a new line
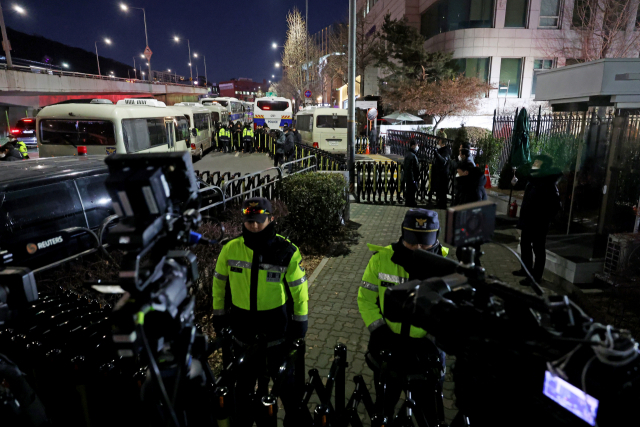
top-left (0, 63), bottom-right (204, 88)
top-left (281, 155), bottom-right (318, 175)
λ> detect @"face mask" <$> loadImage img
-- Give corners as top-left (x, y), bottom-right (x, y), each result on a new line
top-left (458, 155), bottom-right (462, 161)
top-left (455, 172), bottom-right (460, 178)
top-left (0, 153), bottom-right (5, 158)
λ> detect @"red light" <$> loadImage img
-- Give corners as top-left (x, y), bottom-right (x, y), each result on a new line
top-left (263, 106), bottom-right (270, 110)
top-left (313, 142), bottom-right (319, 148)
top-left (77, 146), bottom-right (87, 156)
top-left (10, 129), bottom-right (20, 134)
top-left (23, 119), bottom-right (33, 122)
top-left (190, 143), bottom-right (196, 150)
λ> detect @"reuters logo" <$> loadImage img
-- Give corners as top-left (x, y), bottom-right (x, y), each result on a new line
top-left (26, 243), bottom-right (37, 254)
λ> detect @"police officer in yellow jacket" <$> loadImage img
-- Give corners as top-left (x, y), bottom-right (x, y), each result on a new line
top-left (358, 209), bottom-right (448, 419)
top-left (8, 136), bottom-right (29, 159)
top-left (241, 123), bottom-right (254, 153)
top-left (212, 197), bottom-right (308, 426)
top-left (218, 123), bottom-right (232, 153)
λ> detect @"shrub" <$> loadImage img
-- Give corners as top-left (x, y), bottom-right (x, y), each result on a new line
top-left (530, 134), bottom-right (581, 172)
top-left (279, 172), bottom-right (347, 251)
top-left (440, 126), bottom-right (490, 144)
top-left (475, 135), bottom-right (504, 176)
top-left (452, 125), bottom-right (469, 158)
top-left (436, 129), bottom-right (447, 139)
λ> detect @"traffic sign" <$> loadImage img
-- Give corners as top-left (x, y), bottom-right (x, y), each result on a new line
top-left (266, 92), bottom-right (275, 97)
top-left (304, 90), bottom-right (311, 98)
top-left (144, 46), bottom-right (153, 61)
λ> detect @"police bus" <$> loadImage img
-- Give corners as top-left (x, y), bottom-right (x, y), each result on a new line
top-left (253, 96), bottom-right (292, 131)
top-left (200, 97), bottom-right (244, 125)
top-left (173, 103), bottom-right (213, 160)
top-left (295, 107), bottom-right (348, 154)
top-left (242, 101), bottom-right (254, 125)
top-left (187, 100), bottom-right (228, 128)
top-left (37, 98), bottom-right (191, 158)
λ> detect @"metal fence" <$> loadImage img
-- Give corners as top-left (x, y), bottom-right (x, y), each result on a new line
top-left (386, 130), bottom-right (456, 161)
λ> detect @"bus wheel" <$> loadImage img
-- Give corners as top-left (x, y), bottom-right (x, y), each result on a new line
top-left (198, 146), bottom-right (203, 160)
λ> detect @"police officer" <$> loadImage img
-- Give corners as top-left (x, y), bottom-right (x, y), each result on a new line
top-left (242, 123), bottom-right (254, 153)
top-left (212, 197), bottom-right (308, 426)
top-left (403, 140), bottom-right (420, 207)
top-left (273, 129), bottom-right (285, 167)
top-left (0, 141), bottom-right (24, 161)
top-left (218, 122), bottom-right (232, 153)
top-left (358, 209), bottom-right (448, 419)
top-left (7, 135), bottom-right (29, 159)
top-left (234, 121), bottom-right (243, 152)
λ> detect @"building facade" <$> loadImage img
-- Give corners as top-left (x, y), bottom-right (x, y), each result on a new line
top-left (218, 78), bottom-right (268, 102)
top-left (358, 0), bottom-right (640, 128)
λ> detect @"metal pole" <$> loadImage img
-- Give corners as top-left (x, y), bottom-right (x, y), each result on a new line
top-left (0, 4), bottom-right (13, 68)
top-left (306, 0), bottom-right (309, 87)
top-left (133, 57), bottom-right (137, 79)
top-left (95, 42), bottom-right (101, 76)
top-left (204, 55), bottom-right (207, 86)
top-left (141, 8), bottom-right (150, 82)
top-left (188, 39), bottom-right (193, 83)
top-left (347, 0), bottom-right (356, 195)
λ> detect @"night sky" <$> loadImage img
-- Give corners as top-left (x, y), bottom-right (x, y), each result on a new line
top-left (4, 0), bottom-right (348, 83)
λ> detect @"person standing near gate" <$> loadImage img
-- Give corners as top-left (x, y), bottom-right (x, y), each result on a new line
top-left (273, 129), bottom-right (286, 167)
top-left (212, 197), bottom-right (309, 426)
top-left (283, 126), bottom-right (296, 172)
top-left (513, 155), bottom-right (562, 285)
top-left (432, 139), bottom-right (451, 209)
top-left (242, 123), bottom-right (254, 153)
top-left (403, 140), bottom-right (420, 208)
top-left (218, 123), bottom-right (232, 153)
top-left (7, 135), bottom-right (29, 159)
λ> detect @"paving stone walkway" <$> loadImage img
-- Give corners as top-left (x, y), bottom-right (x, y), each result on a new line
top-left (302, 202), bottom-right (532, 425)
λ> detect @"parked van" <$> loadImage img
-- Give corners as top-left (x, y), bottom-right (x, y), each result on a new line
top-left (173, 103), bottom-right (213, 159)
top-left (295, 107), bottom-right (348, 154)
top-left (37, 98), bottom-right (190, 158)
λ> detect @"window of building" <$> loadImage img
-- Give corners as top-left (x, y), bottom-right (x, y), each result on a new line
top-left (539, 0), bottom-right (561, 27)
top-left (455, 58), bottom-right (490, 81)
top-left (505, 0), bottom-right (528, 27)
top-left (498, 58), bottom-right (522, 98)
top-left (531, 59), bottom-right (553, 96)
top-left (572, 0), bottom-right (591, 28)
top-left (420, 0), bottom-right (495, 40)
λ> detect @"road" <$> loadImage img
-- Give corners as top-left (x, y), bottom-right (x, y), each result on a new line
top-left (192, 150), bottom-right (277, 177)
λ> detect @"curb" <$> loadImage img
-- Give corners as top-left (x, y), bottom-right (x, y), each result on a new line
top-left (308, 257), bottom-right (330, 289)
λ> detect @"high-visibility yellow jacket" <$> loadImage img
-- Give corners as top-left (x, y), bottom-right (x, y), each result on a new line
top-left (242, 128), bottom-right (254, 138)
top-left (212, 232), bottom-right (309, 344)
top-left (15, 141), bottom-right (28, 158)
top-left (219, 128), bottom-right (231, 139)
top-left (358, 242), bottom-right (448, 338)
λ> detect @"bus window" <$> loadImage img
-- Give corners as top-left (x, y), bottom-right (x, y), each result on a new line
top-left (316, 115), bottom-right (347, 128)
top-left (40, 120), bottom-right (116, 146)
top-left (257, 101), bottom-right (290, 111)
top-left (211, 112), bottom-right (220, 124)
top-left (296, 115), bottom-right (312, 132)
top-left (175, 116), bottom-right (189, 140)
top-left (122, 118), bottom-right (167, 152)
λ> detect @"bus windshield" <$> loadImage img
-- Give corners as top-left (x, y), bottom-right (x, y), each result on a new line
top-left (316, 115), bottom-right (347, 128)
top-left (213, 101), bottom-right (228, 107)
top-left (40, 120), bottom-right (116, 146)
top-left (257, 101), bottom-right (290, 111)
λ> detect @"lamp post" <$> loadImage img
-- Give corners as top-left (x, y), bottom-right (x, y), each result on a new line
top-left (174, 37), bottom-right (193, 83)
top-left (0, 3), bottom-right (26, 68)
top-left (194, 53), bottom-right (207, 86)
top-left (94, 38), bottom-right (112, 76)
top-left (120, 4), bottom-right (151, 81)
top-left (133, 56), bottom-right (137, 79)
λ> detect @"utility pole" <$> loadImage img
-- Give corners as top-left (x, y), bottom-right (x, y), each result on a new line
top-left (347, 0), bottom-right (356, 208)
top-left (203, 55), bottom-right (207, 86)
top-left (0, 4), bottom-right (13, 68)
top-left (305, 0), bottom-right (309, 91)
top-left (133, 57), bottom-right (137, 79)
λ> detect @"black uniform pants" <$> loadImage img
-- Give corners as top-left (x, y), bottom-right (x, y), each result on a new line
top-left (274, 152), bottom-right (284, 168)
top-left (233, 342), bottom-right (297, 427)
top-left (520, 227), bottom-right (548, 282)
top-left (242, 137), bottom-right (253, 153)
top-left (404, 181), bottom-right (417, 207)
top-left (434, 177), bottom-right (449, 209)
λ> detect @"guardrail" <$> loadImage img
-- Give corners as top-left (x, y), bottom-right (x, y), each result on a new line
top-left (386, 130), bottom-right (455, 161)
top-left (0, 63), bottom-right (201, 87)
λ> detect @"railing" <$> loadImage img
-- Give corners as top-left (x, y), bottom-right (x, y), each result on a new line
top-left (355, 136), bottom-right (386, 155)
top-left (0, 63), bottom-right (203, 87)
top-left (386, 130), bottom-right (455, 161)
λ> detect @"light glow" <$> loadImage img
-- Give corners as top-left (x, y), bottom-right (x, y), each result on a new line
top-left (275, 63), bottom-right (280, 68)
top-left (272, 42), bottom-right (277, 49)
top-left (119, 3), bottom-right (128, 11)
top-left (13, 5), bottom-right (25, 14)
top-left (105, 38), bottom-right (112, 45)
top-left (62, 63), bottom-right (69, 68)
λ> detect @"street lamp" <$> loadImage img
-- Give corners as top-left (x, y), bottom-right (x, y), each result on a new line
top-left (193, 53), bottom-right (207, 86)
top-left (275, 62), bottom-right (280, 68)
top-left (0, 3), bottom-right (27, 68)
top-left (62, 63), bottom-right (69, 68)
top-left (174, 36), bottom-right (193, 83)
top-left (94, 38), bottom-right (112, 76)
top-left (120, 3), bottom-right (151, 81)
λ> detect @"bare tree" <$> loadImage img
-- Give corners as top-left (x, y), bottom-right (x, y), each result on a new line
top-left (538, 0), bottom-right (640, 61)
top-left (385, 68), bottom-right (494, 130)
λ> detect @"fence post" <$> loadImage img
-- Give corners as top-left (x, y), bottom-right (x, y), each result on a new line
top-left (535, 105), bottom-right (542, 139)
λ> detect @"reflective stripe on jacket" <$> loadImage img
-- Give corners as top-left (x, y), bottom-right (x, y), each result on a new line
top-left (242, 129), bottom-right (254, 138)
top-left (358, 243), bottom-right (448, 338)
top-left (212, 234), bottom-right (309, 338)
top-left (219, 129), bottom-right (231, 138)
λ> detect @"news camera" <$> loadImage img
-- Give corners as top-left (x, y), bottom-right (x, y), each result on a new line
top-left (384, 201), bottom-right (639, 427)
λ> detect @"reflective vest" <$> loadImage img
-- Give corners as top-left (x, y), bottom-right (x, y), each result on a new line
top-left (219, 128), bottom-right (231, 138)
top-left (212, 234), bottom-right (309, 340)
top-left (15, 141), bottom-right (28, 158)
top-left (358, 243), bottom-right (449, 338)
top-left (242, 128), bottom-right (254, 138)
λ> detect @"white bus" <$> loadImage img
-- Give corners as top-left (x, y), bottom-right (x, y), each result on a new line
top-left (37, 98), bottom-right (190, 158)
top-left (200, 97), bottom-right (244, 125)
top-left (295, 107), bottom-right (348, 154)
top-left (173, 104), bottom-right (213, 159)
top-left (253, 97), bottom-right (292, 131)
top-left (242, 101), bottom-right (254, 125)
top-left (180, 100), bottom-right (228, 128)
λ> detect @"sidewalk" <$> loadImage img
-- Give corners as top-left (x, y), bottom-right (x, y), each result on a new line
top-left (303, 202), bottom-right (531, 425)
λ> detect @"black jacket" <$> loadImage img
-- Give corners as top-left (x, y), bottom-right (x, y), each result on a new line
top-left (284, 131), bottom-right (296, 154)
top-left (1, 147), bottom-right (23, 161)
top-left (432, 145), bottom-right (451, 183)
top-left (275, 132), bottom-right (286, 154)
top-left (294, 130), bottom-right (302, 145)
top-left (403, 149), bottom-right (420, 184)
top-left (517, 170), bottom-right (563, 231)
top-left (454, 166), bottom-right (487, 206)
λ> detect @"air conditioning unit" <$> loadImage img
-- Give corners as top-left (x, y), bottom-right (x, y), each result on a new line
top-left (601, 233), bottom-right (640, 277)
top-left (116, 98), bottom-right (166, 107)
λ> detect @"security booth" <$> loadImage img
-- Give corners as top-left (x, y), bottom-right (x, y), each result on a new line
top-left (0, 156), bottom-right (115, 271)
top-left (534, 59), bottom-right (640, 283)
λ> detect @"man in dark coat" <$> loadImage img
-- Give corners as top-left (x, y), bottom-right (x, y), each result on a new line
top-left (514, 155), bottom-right (563, 285)
top-left (453, 160), bottom-right (487, 206)
top-left (403, 140), bottom-right (420, 207)
top-left (0, 143), bottom-right (24, 161)
top-left (432, 140), bottom-right (451, 209)
top-left (283, 127), bottom-right (296, 172)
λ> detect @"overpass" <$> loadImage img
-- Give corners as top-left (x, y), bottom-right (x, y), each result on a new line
top-left (0, 65), bottom-right (208, 108)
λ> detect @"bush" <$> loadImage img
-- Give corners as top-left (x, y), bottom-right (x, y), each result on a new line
top-left (452, 125), bottom-right (469, 158)
top-left (436, 129), bottom-right (447, 139)
top-left (279, 172), bottom-right (347, 251)
top-left (530, 134), bottom-right (581, 172)
top-left (440, 126), bottom-right (490, 144)
top-left (475, 135), bottom-right (504, 176)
